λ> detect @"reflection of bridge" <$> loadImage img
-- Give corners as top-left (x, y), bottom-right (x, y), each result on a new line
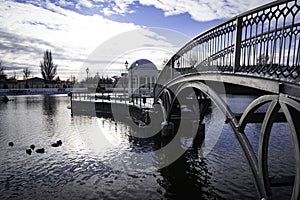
top-left (154, 0), bottom-right (300, 199)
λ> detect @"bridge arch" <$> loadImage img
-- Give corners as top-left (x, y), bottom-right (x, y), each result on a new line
top-left (234, 94), bottom-right (300, 199)
top-left (159, 80), bottom-right (300, 199)
top-left (155, 88), bottom-right (174, 122)
top-left (152, 0), bottom-right (300, 198)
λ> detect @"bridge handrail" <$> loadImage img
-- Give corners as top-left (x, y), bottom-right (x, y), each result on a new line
top-left (174, 0), bottom-right (292, 59)
top-left (155, 0), bottom-right (299, 100)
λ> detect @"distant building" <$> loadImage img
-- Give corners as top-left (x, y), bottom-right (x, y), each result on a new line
top-left (0, 74), bottom-right (7, 81)
top-left (27, 77), bottom-right (45, 86)
top-left (124, 59), bottom-right (160, 97)
top-left (0, 76), bottom-right (74, 89)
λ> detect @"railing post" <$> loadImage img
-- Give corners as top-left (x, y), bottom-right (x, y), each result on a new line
top-left (233, 16), bottom-right (243, 73)
top-left (170, 59), bottom-right (174, 80)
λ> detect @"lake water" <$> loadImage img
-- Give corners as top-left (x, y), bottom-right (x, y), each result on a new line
top-left (0, 95), bottom-right (295, 199)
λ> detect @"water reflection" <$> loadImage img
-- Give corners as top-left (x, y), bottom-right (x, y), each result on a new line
top-left (42, 95), bottom-right (57, 116)
top-left (42, 95), bottom-right (58, 138)
top-left (0, 95), bottom-right (295, 199)
top-left (93, 105), bottom-right (218, 199)
top-left (158, 149), bottom-right (220, 199)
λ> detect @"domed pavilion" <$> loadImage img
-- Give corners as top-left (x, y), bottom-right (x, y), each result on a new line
top-left (126, 59), bottom-right (159, 97)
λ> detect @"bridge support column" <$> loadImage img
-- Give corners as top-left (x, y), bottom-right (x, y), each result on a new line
top-left (161, 121), bottom-right (174, 146)
top-left (192, 120), bottom-right (205, 148)
top-left (70, 92), bottom-right (73, 116)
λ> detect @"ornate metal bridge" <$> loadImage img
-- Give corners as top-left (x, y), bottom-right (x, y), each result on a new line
top-left (153, 0), bottom-right (300, 199)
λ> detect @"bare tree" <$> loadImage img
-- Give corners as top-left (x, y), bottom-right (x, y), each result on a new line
top-left (23, 67), bottom-right (31, 88)
top-left (0, 60), bottom-right (5, 75)
top-left (40, 50), bottom-right (57, 81)
top-left (69, 75), bottom-right (76, 84)
top-left (23, 67), bottom-right (31, 80)
top-left (9, 71), bottom-right (17, 80)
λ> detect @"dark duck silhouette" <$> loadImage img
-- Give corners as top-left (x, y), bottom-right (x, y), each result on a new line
top-left (8, 142), bottom-right (14, 147)
top-left (35, 148), bottom-right (45, 153)
top-left (30, 144), bottom-right (35, 150)
top-left (57, 140), bottom-right (62, 146)
top-left (2, 96), bottom-right (9, 103)
top-left (51, 140), bottom-right (62, 147)
top-left (26, 149), bottom-right (32, 155)
top-left (51, 143), bottom-right (59, 147)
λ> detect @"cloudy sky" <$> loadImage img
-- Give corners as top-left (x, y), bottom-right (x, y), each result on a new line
top-left (0, 0), bottom-right (274, 80)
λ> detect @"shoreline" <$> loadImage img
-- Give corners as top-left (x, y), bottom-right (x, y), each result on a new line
top-left (0, 88), bottom-right (87, 96)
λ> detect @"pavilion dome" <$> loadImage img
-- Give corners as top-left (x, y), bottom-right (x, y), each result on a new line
top-left (129, 59), bottom-right (157, 71)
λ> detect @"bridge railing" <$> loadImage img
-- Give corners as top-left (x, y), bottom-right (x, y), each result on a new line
top-left (155, 0), bottom-right (299, 99)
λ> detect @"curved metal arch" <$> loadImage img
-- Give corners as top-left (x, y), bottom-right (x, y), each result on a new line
top-left (172, 81), bottom-right (238, 125)
top-left (238, 95), bottom-right (278, 132)
top-left (165, 81), bottom-right (268, 198)
top-left (155, 88), bottom-right (166, 104)
top-left (165, 83), bottom-right (199, 122)
top-left (163, 89), bottom-right (173, 115)
top-left (237, 94), bottom-right (300, 199)
top-left (156, 88), bottom-right (174, 122)
top-left (247, 94), bottom-right (300, 199)
top-left (156, 98), bottom-right (167, 123)
top-left (279, 95), bottom-right (300, 200)
top-left (156, 88), bottom-right (172, 110)
top-left (258, 99), bottom-right (280, 196)
top-left (165, 82), bottom-right (209, 122)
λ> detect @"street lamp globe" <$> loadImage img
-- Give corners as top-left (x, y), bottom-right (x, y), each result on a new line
top-left (125, 60), bottom-right (128, 70)
top-left (86, 67), bottom-right (89, 79)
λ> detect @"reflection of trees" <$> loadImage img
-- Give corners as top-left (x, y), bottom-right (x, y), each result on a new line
top-left (158, 149), bottom-right (220, 199)
top-left (42, 95), bottom-right (57, 116)
top-left (24, 96), bottom-right (39, 110)
top-left (42, 95), bottom-right (57, 137)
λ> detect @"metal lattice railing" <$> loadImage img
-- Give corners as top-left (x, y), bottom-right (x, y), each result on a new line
top-left (159, 0), bottom-right (300, 85)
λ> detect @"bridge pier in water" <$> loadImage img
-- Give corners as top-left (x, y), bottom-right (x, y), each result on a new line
top-left (192, 121), bottom-right (205, 148)
top-left (160, 121), bottom-right (174, 146)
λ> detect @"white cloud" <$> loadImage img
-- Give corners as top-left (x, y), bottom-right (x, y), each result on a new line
top-left (101, 0), bottom-right (135, 16)
top-left (0, 0), bottom-right (139, 79)
top-left (76, 0), bottom-right (94, 8)
top-left (103, 7), bottom-right (116, 16)
top-left (57, 0), bottom-right (75, 7)
top-left (0, 0), bottom-right (279, 80)
top-left (99, 0), bottom-right (274, 21)
top-left (0, 1), bottom-right (189, 80)
top-left (76, 27), bottom-right (189, 80)
top-left (139, 0), bottom-right (275, 21)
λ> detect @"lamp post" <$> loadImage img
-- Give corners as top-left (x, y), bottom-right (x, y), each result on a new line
top-left (124, 61), bottom-right (128, 102)
top-left (86, 67), bottom-right (89, 80)
top-left (134, 61), bottom-right (141, 107)
top-left (177, 60), bottom-right (180, 68)
top-left (130, 61), bottom-right (139, 104)
top-left (86, 67), bottom-right (89, 90)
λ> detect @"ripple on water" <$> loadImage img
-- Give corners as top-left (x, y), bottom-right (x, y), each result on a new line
top-left (0, 95), bottom-right (296, 199)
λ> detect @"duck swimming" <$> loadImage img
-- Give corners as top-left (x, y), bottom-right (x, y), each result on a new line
top-left (51, 140), bottom-right (62, 147)
top-left (35, 148), bottom-right (45, 153)
top-left (26, 149), bottom-right (32, 155)
top-left (51, 143), bottom-right (59, 147)
top-left (57, 140), bottom-right (62, 146)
